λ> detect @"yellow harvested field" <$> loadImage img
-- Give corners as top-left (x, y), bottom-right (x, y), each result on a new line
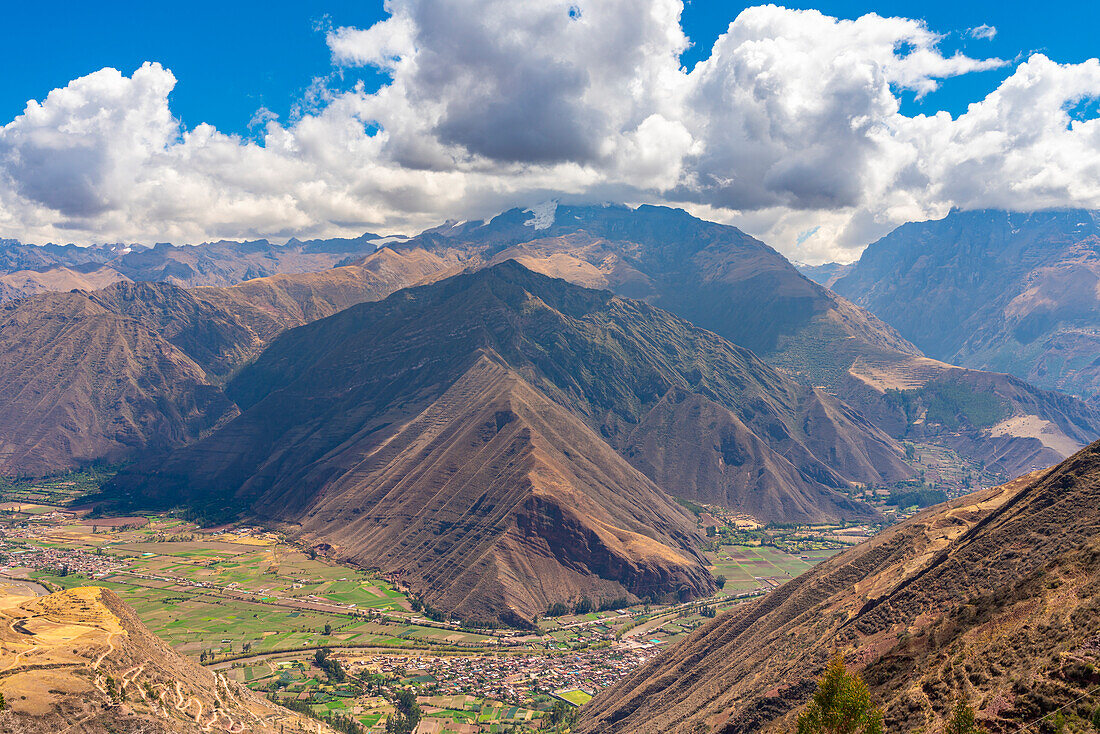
top-left (209, 533), bottom-right (276, 546)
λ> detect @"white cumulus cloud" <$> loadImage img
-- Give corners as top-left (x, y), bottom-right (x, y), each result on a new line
top-left (969, 24), bottom-right (997, 40)
top-left (0, 2), bottom-right (1098, 264)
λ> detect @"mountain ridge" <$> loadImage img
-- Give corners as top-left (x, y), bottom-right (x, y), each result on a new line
top-left (0, 233), bottom-right (384, 302)
top-left (107, 261), bottom-right (912, 623)
top-left (2, 204), bottom-right (1096, 487)
top-left (0, 585), bottom-right (323, 733)
top-left (576, 439), bottom-right (1100, 733)
top-left (834, 208), bottom-right (1100, 401)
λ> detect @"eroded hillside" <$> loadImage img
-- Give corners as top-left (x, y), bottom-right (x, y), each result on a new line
top-left (577, 440), bottom-right (1100, 733)
top-left (0, 585), bottom-right (324, 733)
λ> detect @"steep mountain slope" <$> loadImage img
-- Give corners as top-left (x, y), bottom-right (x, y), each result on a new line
top-left (263, 355), bottom-right (715, 625)
top-left (0, 585), bottom-right (322, 733)
top-left (109, 263), bottom-right (910, 622)
top-left (577, 440), bottom-right (1100, 733)
top-left (364, 204), bottom-right (1100, 477)
top-left (0, 283), bottom-right (245, 476)
top-left (5, 205), bottom-right (1093, 482)
top-left (378, 204), bottom-right (918, 362)
top-left (0, 248), bottom-right (460, 477)
top-left (834, 208), bottom-right (1100, 400)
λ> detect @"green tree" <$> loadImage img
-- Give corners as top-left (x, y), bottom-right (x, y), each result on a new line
top-left (796, 654), bottom-right (884, 734)
top-left (944, 699), bottom-right (983, 734)
top-left (547, 700), bottom-right (577, 731)
top-left (385, 689), bottom-right (421, 734)
top-left (716, 575), bottom-right (727, 589)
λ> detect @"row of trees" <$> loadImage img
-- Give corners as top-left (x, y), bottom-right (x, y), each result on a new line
top-left (384, 688), bottom-right (421, 733)
top-left (545, 595), bottom-right (636, 618)
top-left (314, 647), bottom-right (346, 683)
top-left (268, 694), bottom-right (367, 733)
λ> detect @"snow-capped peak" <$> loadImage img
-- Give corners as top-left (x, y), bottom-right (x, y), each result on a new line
top-left (523, 200), bottom-right (558, 231)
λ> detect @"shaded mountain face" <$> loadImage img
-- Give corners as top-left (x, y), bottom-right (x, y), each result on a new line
top-left (0, 585), bottom-right (320, 733)
top-left (4, 204), bottom-right (1095, 484)
top-left (356, 204), bottom-right (1100, 478)
top-left (0, 248), bottom-right (454, 477)
top-left (0, 282), bottom-right (246, 476)
top-left (0, 234), bottom-right (381, 302)
top-left (109, 262), bottom-right (909, 623)
top-left (834, 209), bottom-right (1100, 401)
top-left (577, 440), bottom-right (1100, 734)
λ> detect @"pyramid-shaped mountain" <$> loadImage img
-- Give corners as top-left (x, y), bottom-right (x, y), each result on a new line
top-left (110, 261), bottom-right (905, 624)
top-left (376, 204), bottom-right (1100, 477)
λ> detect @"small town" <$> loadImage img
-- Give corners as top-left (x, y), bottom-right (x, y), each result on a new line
top-left (342, 645), bottom-right (664, 703)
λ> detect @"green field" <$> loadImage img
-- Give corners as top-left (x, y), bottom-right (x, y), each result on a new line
top-left (558, 689), bottom-right (593, 706)
top-left (28, 532), bottom-right (496, 656)
top-left (708, 544), bottom-right (840, 595)
top-left (0, 466), bottom-right (118, 506)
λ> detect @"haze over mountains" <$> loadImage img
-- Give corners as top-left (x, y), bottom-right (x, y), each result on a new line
top-left (833, 208), bottom-right (1100, 402)
top-left (0, 233), bottom-right (383, 301)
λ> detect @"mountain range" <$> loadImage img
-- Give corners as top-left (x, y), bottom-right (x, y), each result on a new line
top-left (0, 233), bottom-right (383, 302)
top-left (833, 208), bottom-right (1100, 402)
top-left (2, 203), bottom-right (1100, 624)
top-left (359, 204), bottom-right (1100, 477)
top-left (577, 438), bottom-right (1100, 733)
top-left (0, 248), bottom-right (446, 476)
top-left (2, 204), bottom-right (1097, 483)
top-left (107, 262), bottom-right (909, 624)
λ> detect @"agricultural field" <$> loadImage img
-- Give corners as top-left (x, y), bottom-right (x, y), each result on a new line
top-left (706, 543), bottom-right (842, 596)
top-left (6, 514), bottom-right (498, 659)
top-left (557, 689), bottom-right (593, 706)
top-left (0, 495), bottom-right (875, 732)
top-left (0, 466), bottom-right (118, 507)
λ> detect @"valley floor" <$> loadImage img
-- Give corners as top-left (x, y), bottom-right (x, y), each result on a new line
top-left (0, 445), bottom-right (1001, 732)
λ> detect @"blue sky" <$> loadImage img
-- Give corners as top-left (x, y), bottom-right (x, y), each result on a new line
top-left (1, 1), bottom-right (388, 136)
top-left (1, 1), bottom-right (1098, 261)
top-left (3, 1), bottom-right (1096, 136)
top-left (681, 1), bottom-right (1100, 117)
